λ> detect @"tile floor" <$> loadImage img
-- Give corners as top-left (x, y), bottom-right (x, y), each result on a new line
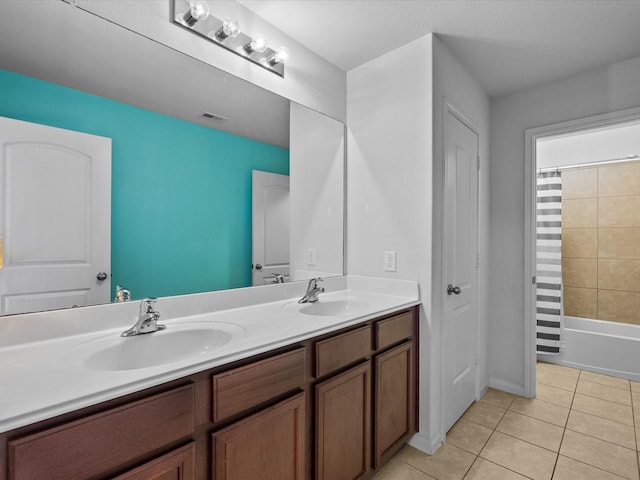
top-left (374, 362), bottom-right (640, 480)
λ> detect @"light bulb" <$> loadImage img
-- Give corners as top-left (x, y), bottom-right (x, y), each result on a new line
top-left (215, 18), bottom-right (240, 41)
top-left (268, 46), bottom-right (290, 66)
top-left (244, 35), bottom-right (268, 54)
top-left (182, 0), bottom-right (210, 27)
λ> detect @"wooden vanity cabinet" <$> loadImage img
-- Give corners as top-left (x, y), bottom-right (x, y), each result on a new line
top-left (1, 306), bottom-right (418, 480)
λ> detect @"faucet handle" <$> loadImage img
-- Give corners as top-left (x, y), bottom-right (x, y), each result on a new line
top-left (139, 297), bottom-right (157, 313)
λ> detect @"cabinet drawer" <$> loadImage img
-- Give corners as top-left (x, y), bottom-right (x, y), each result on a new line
top-left (375, 311), bottom-right (414, 351)
top-left (8, 384), bottom-right (195, 480)
top-left (113, 442), bottom-right (195, 480)
top-left (315, 325), bottom-right (371, 378)
top-left (212, 347), bottom-right (306, 422)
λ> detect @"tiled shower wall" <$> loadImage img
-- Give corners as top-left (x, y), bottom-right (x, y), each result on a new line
top-left (562, 160), bottom-right (640, 324)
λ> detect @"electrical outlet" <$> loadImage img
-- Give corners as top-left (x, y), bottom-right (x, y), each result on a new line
top-left (384, 251), bottom-right (397, 272)
top-left (307, 248), bottom-right (317, 266)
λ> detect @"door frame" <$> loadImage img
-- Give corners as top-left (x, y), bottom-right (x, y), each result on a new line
top-left (523, 105), bottom-right (640, 397)
top-left (440, 99), bottom-right (481, 437)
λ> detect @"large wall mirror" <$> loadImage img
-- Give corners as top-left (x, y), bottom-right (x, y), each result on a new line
top-left (0, 1), bottom-right (344, 315)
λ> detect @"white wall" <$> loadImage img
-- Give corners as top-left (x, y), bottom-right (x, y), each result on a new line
top-left (489, 55), bottom-right (640, 393)
top-left (347, 34), bottom-right (434, 449)
top-left (74, 0), bottom-right (346, 121)
top-left (431, 36), bottom-right (491, 437)
top-left (289, 103), bottom-right (344, 280)
top-left (347, 34), bottom-right (490, 453)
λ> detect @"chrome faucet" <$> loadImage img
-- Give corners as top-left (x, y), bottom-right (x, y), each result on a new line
top-left (298, 278), bottom-right (325, 303)
top-left (270, 273), bottom-right (285, 284)
top-left (121, 298), bottom-right (166, 337)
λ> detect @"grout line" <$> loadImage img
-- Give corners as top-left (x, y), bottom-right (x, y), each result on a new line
top-left (549, 369), bottom-right (579, 479)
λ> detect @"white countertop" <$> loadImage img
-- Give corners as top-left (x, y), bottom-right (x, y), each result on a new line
top-left (0, 276), bottom-right (419, 433)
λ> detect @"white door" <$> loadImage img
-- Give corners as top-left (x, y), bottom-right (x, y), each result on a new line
top-left (0, 117), bottom-right (111, 315)
top-left (252, 170), bottom-right (290, 285)
top-left (442, 108), bottom-right (480, 433)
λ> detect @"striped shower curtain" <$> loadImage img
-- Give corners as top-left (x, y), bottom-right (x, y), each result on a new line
top-left (536, 171), bottom-right (563, 354)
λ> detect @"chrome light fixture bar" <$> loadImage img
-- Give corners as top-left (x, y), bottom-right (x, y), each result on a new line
top-left (172, 0), bottom-right (289, 77)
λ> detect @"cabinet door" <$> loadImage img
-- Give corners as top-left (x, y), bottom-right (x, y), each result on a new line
top-left (374, 341), bottom-right (414, 468)
top-left (113, 443), bottom-right (195, 480)
top-left (212, 393), bottom-right (305, 480)
top-left (315, 362), bottom-right (371, 480)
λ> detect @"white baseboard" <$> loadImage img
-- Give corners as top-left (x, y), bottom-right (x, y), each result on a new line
top-left (408, 431), bottom-right (443, 455)
top-left (489, 377), bottom-right (525, 397)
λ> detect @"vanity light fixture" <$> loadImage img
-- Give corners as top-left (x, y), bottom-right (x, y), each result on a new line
top-left (213, 18), bottom-right (240, 42)
top-left (172, 0), bottom-right (290, 77)
top-left (244, 34), bottom-right (268, 54)
top-left (181, 0), bottom-right (210, 27)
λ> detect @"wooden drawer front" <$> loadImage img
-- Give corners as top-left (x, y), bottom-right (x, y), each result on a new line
top-left (375, 311), bottom-right (414, 351)
top-left (8, 384), bottom-right (195, 480)
top-left (315, 325), bottom-right (371, 378)
top-left (113, 442), bottom-right (196, 480)
top-left (212, 347), bottom-right (306, 422)
top-left (212, 393), bottom-right (305, 480)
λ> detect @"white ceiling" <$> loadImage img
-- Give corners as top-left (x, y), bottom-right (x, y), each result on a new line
top-left (237, 0), bottom-right (640, 97)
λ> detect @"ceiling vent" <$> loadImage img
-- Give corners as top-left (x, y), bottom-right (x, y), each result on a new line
top-left (201, 112), bottom-right (228, 122)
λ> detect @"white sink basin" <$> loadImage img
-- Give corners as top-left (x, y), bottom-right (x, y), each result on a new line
top-left (287, 298), bottom-right (368, 317)
top-left (84, 322), bottom-right (244, 371)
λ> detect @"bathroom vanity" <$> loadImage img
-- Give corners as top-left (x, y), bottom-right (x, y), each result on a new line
top-left (0, 276), bottom-right (419, 480)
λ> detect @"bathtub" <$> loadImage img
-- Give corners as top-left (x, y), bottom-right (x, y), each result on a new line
top-left (538, 316), bottom-right (640, 382)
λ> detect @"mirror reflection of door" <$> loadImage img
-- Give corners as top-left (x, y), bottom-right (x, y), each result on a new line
top-left (0, 117), bottom-right (111, 315)
top-left (251, 170), bottom-right (290, 286)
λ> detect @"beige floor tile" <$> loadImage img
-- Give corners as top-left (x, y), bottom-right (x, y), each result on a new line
top-left (447, 418), bottom-right (493, 455)
top-left (509, 397), bottom-right (570, 427)
top-left (577, 379), bottom-right (633, 406)
top-left (579, 370), bottom-right (631, 390)
top-left (631, 381), bottom-right (640, 394)
top-left (552, 455), bottom-right (628, 480)
top-left (636, 427), bottom-right (639, 451)
top-left (460, 401), bottom-right (506, 429)
top-left (636, 408), bottom-right (640, 427)
top-left (566, 410), bottom-right (636, 450)
top-left (537, 369), bottom-right (579, 392)
top-left (496, 410), bottom-right (564, 452)
top-left (479, 431), bottom-right (557, 480)
top-left (571, 393), bottom-right (634, 426)
top-left (463, 457), bottom-right (529, 480)
top-left (536, 362), bottom-right (580, 380)
top-left (536, 383), bottom-right (575, 408)
top-left (560, 429), bottom-right (639, 480)
top-left (479, 388), bottom-right (516, 409)
top-left (397, 444), bottom-right (475, 480)
top-left (632, 390), bottom-right (640, 408)
top-left (373, 458), bottom-right (437, 480)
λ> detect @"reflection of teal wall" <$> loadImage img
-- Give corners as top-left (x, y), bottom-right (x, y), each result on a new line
top-left (0, 69), bottom-right (289, 299)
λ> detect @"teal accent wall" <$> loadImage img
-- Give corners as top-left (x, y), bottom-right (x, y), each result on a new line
top-left (0, 69), bottom-right (289, 299)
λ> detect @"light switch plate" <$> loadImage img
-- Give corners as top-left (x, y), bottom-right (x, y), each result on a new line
top-left (308, 248), bottom-right (317, 266)
top-left (384, 251), bottom-right (397, 272)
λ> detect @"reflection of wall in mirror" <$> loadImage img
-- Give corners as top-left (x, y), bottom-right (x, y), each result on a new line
top-left (0, 68), bottom-right (289, 301)
top-left (290, 103), bottom-right (344, 280)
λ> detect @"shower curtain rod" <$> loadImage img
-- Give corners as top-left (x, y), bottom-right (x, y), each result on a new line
top-left (538, 154), bottom-right (640, 173)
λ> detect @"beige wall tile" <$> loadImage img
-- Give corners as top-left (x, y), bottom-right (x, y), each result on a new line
top-left (597, 290), bottom-right (640, 324)
top-left (563, 198), bottom-right (598, 228)
top-left (562, 228), bottom-right (597, 258)
top-left (563, 287), bottom-right (597, 318)
top-left (599, 162), bottom-right (640, 197)
top-left (562, 258), bottom-right (597, 288)
top-left (562, 168), bottom-right (598, 199)
top-left (599, 195), bottom-right (640, 227)
top-left (598, 228), bottom-right (640, 259)
top-left (598, 259), bottom-right (640, 292)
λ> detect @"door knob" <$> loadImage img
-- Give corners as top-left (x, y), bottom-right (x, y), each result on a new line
top-left (97, 272), bottom-right (108, 281)
top-left (255, 264), bottom-right (263, 270)
top-left (447, 284), bottom-right (461, 295)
